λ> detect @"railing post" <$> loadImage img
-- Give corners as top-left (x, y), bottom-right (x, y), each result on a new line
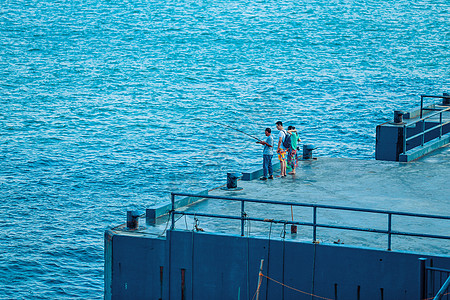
top-left (419, 258), bottom-right (427, 300)
top-left (171, 193), bottom-right (175, 230)
top-left (422, 120), bottom-right (425, 146)
top-left (387, 213), bottom-right (392, 251)
top-left (440, 112), bottom-right (443, 139)
top-left (403, 125), bottom-right (407, 154)
top-left (241, 200), bottom-right (245, 236)
top-left (313, 206), bottom-right (317, 242)
top-left (420, 95), bottom-right (424, 118)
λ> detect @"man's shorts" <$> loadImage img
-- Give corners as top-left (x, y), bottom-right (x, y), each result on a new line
top-left (278, 149), bottom-right (287, 161)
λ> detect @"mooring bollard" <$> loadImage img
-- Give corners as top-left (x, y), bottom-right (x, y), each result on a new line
top-left (226, 172), bottom-right (242, 189)
top-left (302, 144), bottom-right (316, 159)
top-left (393, 110), bottom-right (405, 124)
top-left (443, 92), bottom-right (450, 105)
top-left (127, 211), bottom-right (140, 229)
top-left (222, 172), bottom-right (243, 191)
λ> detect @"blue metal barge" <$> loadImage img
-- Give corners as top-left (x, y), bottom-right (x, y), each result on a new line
top-left (376, 94), bottom-right (450, 162)
top-left (105, 95), bottom-right (450, 300)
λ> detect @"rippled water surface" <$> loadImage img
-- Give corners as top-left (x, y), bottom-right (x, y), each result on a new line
top-left (1, 0), bottom-right (449, 298)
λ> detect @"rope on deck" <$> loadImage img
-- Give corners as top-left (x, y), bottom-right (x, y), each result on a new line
top-left (424, 291), bottom-right (450, 300)
top-left (251, 271), bottom-right (333, 300)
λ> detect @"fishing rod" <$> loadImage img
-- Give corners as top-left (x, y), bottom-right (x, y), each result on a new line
top-left (196, 118), bottom-right (317, 143)
top-left (197, 118), bottom-right (264, 143)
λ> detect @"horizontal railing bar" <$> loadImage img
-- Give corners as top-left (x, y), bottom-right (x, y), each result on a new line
top-left (175, 211), bottom-right (388, 234)
top-left (422, 108), bottom-right (445, 111)
top-left (426, 267), bottom-right (450, 273)
top-left (406, 129), bottom-right (433, 142)
top-left (174, 211), bottom-right (242, 221)
top-left (405, 120), bottom-right (450, 142)
top-left (171, 192), bottom-right (450, 220)
top-left (175, 211), bottom-right (315, 227)
top-left (405, 119), bottom-right (450, 133)
top-left (422, 95), bottom-right (450, 99)
top-left (312, 226), bottom-right (450, 240)
top-left (405, 121), bottom-right (450, 141)
top-left (390, 231), bottom-right (450, 240)
top-left (173, 211), bottom-right (450, 240)
top-left (315, 223), bottom-right (388, 234)
top-left (405, 106), bottom-right (450, 127)
top-left (246, 217), bottom-right (313, 227)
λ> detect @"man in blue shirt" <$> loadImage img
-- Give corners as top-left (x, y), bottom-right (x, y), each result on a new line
top-left (257, 128), bottom-right (274, 180)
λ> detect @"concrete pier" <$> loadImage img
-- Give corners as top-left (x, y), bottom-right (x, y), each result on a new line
top-left (105, 146), bottom-right (450, 299)
top-left (376, 96), bottom-right (450, 162)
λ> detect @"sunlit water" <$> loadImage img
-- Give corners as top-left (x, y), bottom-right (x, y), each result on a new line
top-left (0, 0), bottom-right (449, 298)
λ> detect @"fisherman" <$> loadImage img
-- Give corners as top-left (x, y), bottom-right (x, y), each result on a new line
top-left (287, 126), bottom-right (301, 175)
top-left (256, 128), bottom-right (274, 180)
top-left (276, 121), bottom-right (287, 177)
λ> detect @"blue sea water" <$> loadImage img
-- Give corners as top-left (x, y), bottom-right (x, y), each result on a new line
top-left (0, 0), bottom-right (449, 298)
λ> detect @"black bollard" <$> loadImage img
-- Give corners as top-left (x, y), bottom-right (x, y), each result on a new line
top-left (393, 110), bottom-right (405, 124)
top-left (226, 172), bottom-right (242, 189)
top-left (127, 211), bottom-right (140, 229)
top-left (302, 144), bottom-right (316, 159)
top-left (443, 92), bottom-right (450, 105)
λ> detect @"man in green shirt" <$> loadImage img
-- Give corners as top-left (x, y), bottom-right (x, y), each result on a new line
top-left (287, 126), bottom-right (301, 175)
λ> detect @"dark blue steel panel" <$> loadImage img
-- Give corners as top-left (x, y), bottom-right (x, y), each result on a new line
top-left (285, 242), bottom-right (316, 300)
top-left (107, 230), bottom-right (450, 300)
top-left (260, 237), bottom-right (288, 299)
top-left (110, 234), bottom-right (165, 300)
top-left (312, 245), bottom-right (420, 300)
top-left (376, 125), bottom-right (401, 161)
top-left (190, 231), bottom-right (249, 299)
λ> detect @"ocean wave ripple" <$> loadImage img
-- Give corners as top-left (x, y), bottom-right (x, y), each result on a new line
top-left (0, 0), bottom-right (449, 298)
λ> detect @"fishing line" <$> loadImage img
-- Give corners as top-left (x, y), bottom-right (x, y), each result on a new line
top-left (195, 118), bottom-right (264, 143)
top-left (195, 117), bottom-right (316, 144)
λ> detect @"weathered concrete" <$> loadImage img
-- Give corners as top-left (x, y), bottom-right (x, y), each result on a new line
top-left (143, 148), bottom-right (450, 254)
top-left (399, 132), bottom-right (450, 162)
top-left (242, 161), bottom-right (281, 181)
top-left (105, 147), bottom-right (450, 299)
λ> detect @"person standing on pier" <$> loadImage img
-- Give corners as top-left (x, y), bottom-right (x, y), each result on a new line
top-left (276, 121), bottom-right (287, 177)
top-left (287, 126), bottom-right (301, 175)
top-left (256, 128), bottom-right (274, 180)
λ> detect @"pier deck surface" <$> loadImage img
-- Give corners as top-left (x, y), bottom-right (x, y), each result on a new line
top-left (125, 145), bottom-right (450, 255)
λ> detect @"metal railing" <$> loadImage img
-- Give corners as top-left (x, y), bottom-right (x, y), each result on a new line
top-left (170, 192), bottom-right (450, 251)
top-left (433, 274), bottom-right (450, 300)
top-left (420, 258), bottom-right (450, 300)
top-left (420, 95), bottom-right (450, 118)
top-left (403, 95), bottom-right (450, 154)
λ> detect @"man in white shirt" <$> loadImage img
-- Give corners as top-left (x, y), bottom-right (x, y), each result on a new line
top-left (276, 121), bottom-right (287, 177)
